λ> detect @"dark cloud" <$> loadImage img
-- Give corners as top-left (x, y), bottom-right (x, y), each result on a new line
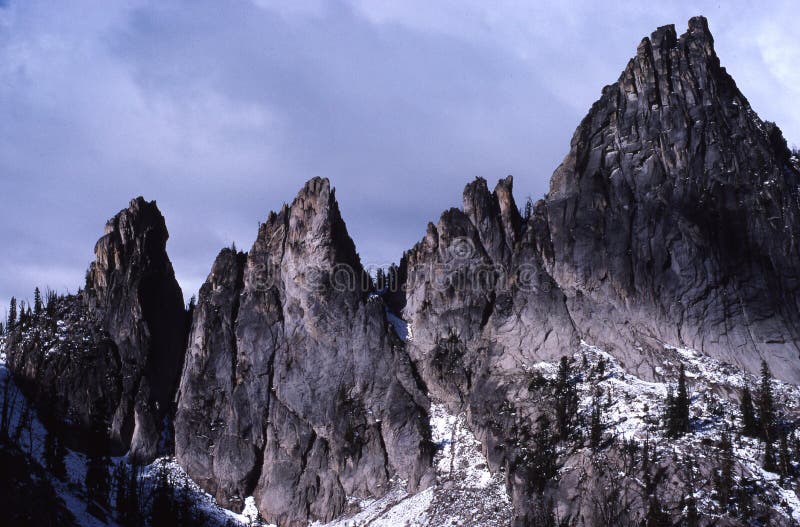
top-left (1, 0), bottom-right (798, 309)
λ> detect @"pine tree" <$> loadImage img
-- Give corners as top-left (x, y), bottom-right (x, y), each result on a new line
top-left (85, 406), bottom-right (111, 517)
top-left (375, 268), bottom-right (386, 292)
top-left (740, 384), bottom-right (759, 437)
top-left (778, 427), bottom-right (792, 483)
top-left (644, 494), bottom-right (671, 527)
top-left (589, 387), bottom-right (604, 450)
top-left (681, 456), bottom-right (699, 527)
top-left (114, 462), bottom-right (129, 521)
top-left (529, 414), bottom-right (558, 494)
top-left (523, 197), bottom-right (533, 221)
top-left (714, 429), bottom-right (735, 512)
top-left (596, 356), bottom-right (606, 378)
top-left (33, 287), bottom-right (43, 316)
top-left (44, 428), bottom-right (67, 481)
top-left (150, 464), bottom-right (178, 527)
top-left (666, 364), bottom-right (691, 437)
top-left (7, 297), bottom-right (16, 329)
top-left (114, 463), bottom-right (141, 527)
top-left (758, 361), bottom-right (778, 471)
top-left (758, 361), bottom-right (776, 441)
top-left (554, 356), bottom-right (578, 441)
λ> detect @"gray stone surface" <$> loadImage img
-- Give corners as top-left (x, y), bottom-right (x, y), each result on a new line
top-left (175, 178), bottom-right (434, 526)
top-left (542, 17), bottom-right (800, 382)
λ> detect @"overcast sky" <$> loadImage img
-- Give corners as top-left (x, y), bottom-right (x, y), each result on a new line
top-left (1, 0), bottom-right (799, 308)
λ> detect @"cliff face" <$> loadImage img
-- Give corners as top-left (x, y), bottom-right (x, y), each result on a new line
top-left (396, 16), bottom-right (800, 524)
top-left (6, 197), bottom-right (187, 462)
top-left (542, 17), bottom-right (800, 381)
top-left (175, 178), bottom-right (434, 526)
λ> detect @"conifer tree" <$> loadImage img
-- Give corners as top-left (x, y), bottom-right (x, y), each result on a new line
top-left (33, 287), bottom-right (43, 316)
top-left (554, 356), bottom-right (578, 441)
top-left (714, 429), bottom-right (735, 512)
top-left (589, 387), bottom-right (604, 450)
top-left (44, 428), bottom-right (67, 481)
top-left (758, 361), bottom-right (778, 471)
top-left (665, 364), bottom-right (691, 437)
top-left (758, 361), bottom-right (776, 441)
top-left (529, 414), bottom-right (558, 493)
top-left (85, 405), bottom-right (111, 516)
top-left (740, 384), bottom-right (759, 437)
top-left (7, 297), bottom-right (16, 329)
top-left (778, 427), bottom-right (792, 483)
top-left (681, 455), bottom-right (699, 527)
top-left (150, 464), bottom-right (178, 527)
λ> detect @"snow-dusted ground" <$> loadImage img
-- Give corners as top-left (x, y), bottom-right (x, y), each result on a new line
top-left (313, 403), bottom-right (511, 527)
top-left (3, 325), bottom-right (800, 525)
top-left (565, 342), bottom-right (800, 524)
top-left (0, 349), bottom-right (255, 527)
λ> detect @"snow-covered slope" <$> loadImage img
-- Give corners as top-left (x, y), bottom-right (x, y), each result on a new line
top-left (3, 328), bottom-right (799, 526)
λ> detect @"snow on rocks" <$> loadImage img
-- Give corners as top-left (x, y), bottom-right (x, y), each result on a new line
top-left (314, 403), bottom-right (511, 527)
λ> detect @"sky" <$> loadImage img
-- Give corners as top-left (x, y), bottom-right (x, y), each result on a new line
top-left (1, 0), bottom-right (799, 308)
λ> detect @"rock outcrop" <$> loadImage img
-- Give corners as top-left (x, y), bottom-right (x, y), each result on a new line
top-left (6, 198), bottom-right (187, 461)
top-left (397, 16), bottom-right (800, 524)
top-left (175, 178), bottom-right (434, 526)
top-left (542, 16), bottom-right (800, 382)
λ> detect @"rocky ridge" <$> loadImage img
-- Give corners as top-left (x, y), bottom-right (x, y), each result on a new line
top-left (174, 178), bottom-right (434, 526)
top-left (6, 197), bottom-right (187, 462)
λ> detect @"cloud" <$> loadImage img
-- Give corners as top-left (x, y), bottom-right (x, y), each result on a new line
top-left (0, 0), bottom-right (798, 308)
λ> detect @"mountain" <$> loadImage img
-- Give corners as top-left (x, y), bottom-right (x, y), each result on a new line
top-left (394, 16), bottom-right (800, 524)
top-left (5, 197), bottom-right (187, 462)
top-left (2, 14), bottom-right (800, 527)
top-left (542, 16), bottom-right (800, 382)
top-left (174, 178), bottom-right (434, 526)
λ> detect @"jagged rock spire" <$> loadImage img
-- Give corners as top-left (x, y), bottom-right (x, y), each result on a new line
top-left (7, 197), bottom-right (186, 462)
top-left (175, 177), bottom-right (434, 525)
top-left (542, 16), bottom-right (800, 381)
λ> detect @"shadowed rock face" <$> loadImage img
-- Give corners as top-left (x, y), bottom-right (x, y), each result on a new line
top-left (6, 197), bottom-right (187, 462)
top-left (542, 16), bottom-right (800, 381)
top-left (175, 178), bottom-right (434, 526)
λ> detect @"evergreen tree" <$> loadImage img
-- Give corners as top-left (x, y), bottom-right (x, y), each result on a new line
top-left (758, 361), bottom-right (776, 441)
top-left (595, 356), bottom-right (606, 378)
top-left (589, 387), bottom-right (604, 450)
top-left (85, 406), bottom-right (111, 517)
top-left (644, 495), bottom-right (671, 527)
top-left (528, 414), bottom-right (558, 494)
top-left (714, 429), bottom-right (735, 512)
top-left (523, 197), bottom-right (533, 221)
top-left (44, 428), bottom-right (67, 481)
top-left (33, 287), bottom-right (43, 316)
top-left (7, 297), bottom-right (16, 329)
top-left (778, 427), bottom-right (793, 483)
top-left (736, 472), bottom-right (755, 521)
top-left (740, 384), bottom-right (759, 437)
top-left (554, 356), bottom-right (578, 441)
top-left (375, 268), bottom-right (386, 292)
top-left (150, 464), bottom-right (178, 527)
top-left (113, 462), bottom-right (129, 521)
top-left (758, 361), bottom-right (778, 471)
top-left (666, 364), bottom-right (691, 437)
top-left (114, 463), bottom-right (141, 527)
top-left (681, 456), bottom-right (699, 527)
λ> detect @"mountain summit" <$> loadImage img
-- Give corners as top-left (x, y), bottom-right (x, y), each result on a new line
top-left (543, 16), bottom-right (800, 381)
